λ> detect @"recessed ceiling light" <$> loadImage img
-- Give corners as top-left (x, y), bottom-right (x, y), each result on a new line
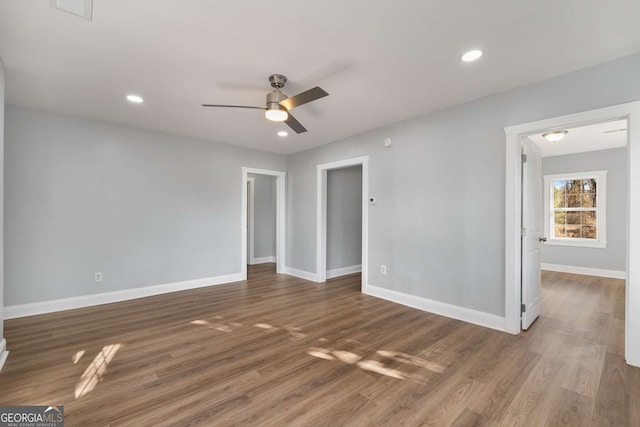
top-left (277, 131), bottom-right (289, 137)
top-left (462, 49), bottom-right (483, 62)
top-left (126, 94), bottom-right (144, 104)
top-left (542, 130), bottom-right (568, 142)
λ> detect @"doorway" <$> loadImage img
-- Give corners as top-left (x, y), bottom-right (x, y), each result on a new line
top-left (520, 119), bottom-right (628, 331)
top-left (247, 174), bottom-right (277, 266)
top-left (241, 167), bottom-right (286, 279)
top-left (326, 165), bottom-right (363, 279)
top-left (316, 156), bottom-right (369, 290)
top-left (504, 100), bottom-right (640, 367)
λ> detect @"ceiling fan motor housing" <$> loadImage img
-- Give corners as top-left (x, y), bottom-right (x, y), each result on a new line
top-left (266, 89), bottom-right (288, 111)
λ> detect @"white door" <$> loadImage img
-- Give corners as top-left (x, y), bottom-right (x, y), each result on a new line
top-left (521, 138), bottom-right (543, 330)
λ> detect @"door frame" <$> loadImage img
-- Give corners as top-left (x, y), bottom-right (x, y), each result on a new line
top-left (241, 167), bottom-right (286, 278)
top-left (504, 100), bottom-right (640, 367)
top-left (247, 176), bottom-right (255, 264)
top-left (316, 156), bottom-right (369, 290)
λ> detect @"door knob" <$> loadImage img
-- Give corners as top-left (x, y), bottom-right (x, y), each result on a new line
top-left (539, 237), bottom-right (547, 242)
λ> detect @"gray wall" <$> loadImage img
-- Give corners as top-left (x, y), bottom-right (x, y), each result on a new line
top-left (249, 173), bottom-right (276, 259)
top-left (286, 53), bottom-right (640, 317)
top-left (5, 105), bottom-right (286, 306)
top-left (542, 148), bottom-right (627, 271)
top-left (327, 166), bottom-right (362, 270)
top-left (0, 58), bottom-right (5, 339)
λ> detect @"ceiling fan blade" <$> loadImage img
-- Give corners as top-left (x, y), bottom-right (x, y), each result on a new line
top-left (201, 104), bottom-right (266, 110)
top-left (285, 113), bottom-right (307, 134)
top-left (279, 87), bottom-right (328, 111)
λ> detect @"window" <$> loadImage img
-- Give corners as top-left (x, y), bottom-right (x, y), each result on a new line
top-left (543, 170), bottom-right (607, 248)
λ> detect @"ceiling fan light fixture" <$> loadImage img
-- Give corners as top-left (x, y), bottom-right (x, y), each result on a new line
top-left (542, 130), bottom-right (568, 142)
top-left (265, 104), bottom-right (288, 122)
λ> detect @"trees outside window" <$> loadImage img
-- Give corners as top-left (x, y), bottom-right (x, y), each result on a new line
top-left (543, 171), bottom-right (607, 248)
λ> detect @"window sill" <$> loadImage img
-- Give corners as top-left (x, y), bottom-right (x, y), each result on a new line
top-left (545, 239), bottom-right (607, 249)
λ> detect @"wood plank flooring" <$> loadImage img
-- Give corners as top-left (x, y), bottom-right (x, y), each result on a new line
top-left (1, 265), bottom-right (638, 426)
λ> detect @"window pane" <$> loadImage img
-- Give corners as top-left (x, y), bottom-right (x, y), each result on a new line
top-left (568, 194), bottom-right (581, 207)
top-left (583, 226), bottom-right (597, 239)
top-left (585, 179), bottom-right (597, 193)
top-left (547, 173), bottom-right (602, 241)
top-left (554, 224), bottom-right (566, 238)
top-left (567, 180), bottom-right (578, 194)
top-left (581, 193), bottom-right (596, 208)
top-left (553, 182), bottom-right (567, 208)
top-left (582, 211), bottom-right (596, 226)
top-left (566, 225), bottom-right (581, 238)
top-left (566, 212), bottom-right (581, 225)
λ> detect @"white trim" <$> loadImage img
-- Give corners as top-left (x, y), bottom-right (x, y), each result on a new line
top-left (316, 156), bottom-right (369, 293)
top-left (543, 170), bottom-right (607, 248)
top-left (505, 100), bottom-right (640, 367)
top-left (316, 167), bottom-right (328, 282)
top-left (241, 168), bottom-right (286, 278)
top-left (4, 272), bottom-right (244, 319)
top-left (250, 256), bottom-right (276, 265)
top-left (326, 264), bottom-right (362, 279)
top-left (542, 263), bottom-right (626, 280)
top-left (0, 339), bottom-right (8, 373)
top-left (247, 177), bottom-right (255, 265)
top-left (544, 240), bottom-right (607, 249)
top-left (365, 285), bottom-right (505, 332)
top-left (284, 267), bottom-right (321, 282)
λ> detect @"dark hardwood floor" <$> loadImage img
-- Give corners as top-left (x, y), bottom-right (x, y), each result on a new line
top-left (1, 265), bottom-right (638, 426)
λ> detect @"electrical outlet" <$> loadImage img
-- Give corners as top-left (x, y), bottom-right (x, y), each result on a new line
top-left (94, 272), bottom-right (103, 283)
top-left (381, 265), bottom-right (387, 275)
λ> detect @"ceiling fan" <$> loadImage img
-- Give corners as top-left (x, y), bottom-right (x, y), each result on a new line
top-left (202, 74), bottom-right (329, 134)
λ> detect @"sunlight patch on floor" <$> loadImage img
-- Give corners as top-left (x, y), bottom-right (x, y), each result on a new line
top-left (75, 344), bottom-right (123, 399)
top-left (306, 344), bottom-right (438, 382)
top-left (307, 347), bottom-right (336, 360)
top-left (254, 323), bottom-right (276, 330)
top-left (377, 350), bottom-right (445, 373)
top-left (72, 350), bottom-right (85, 364)
top-left (254, 322), bottom-right (307, 339)
top-left (356, 360), bottom-right (406, 379)
top-left (191, 319), bottom-right (242, 333)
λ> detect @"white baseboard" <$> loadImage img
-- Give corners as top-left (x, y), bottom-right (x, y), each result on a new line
top-left (284, 267), bottom-right (320, 282)
top-left (541, 263), bottom-right (626, 280)
top-left (249, 256), bottom-right (276, 265)
top-left (365, 285), bottom-right (506, 332)
top-left (4, 272), bottom-right (244, 319)
top-left (0, 339), bottom-right (8, 373)
top-left (327, 264), bottom-right (362, 279)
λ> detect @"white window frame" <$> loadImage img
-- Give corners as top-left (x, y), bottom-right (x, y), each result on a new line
top-left (543, 170), bottom-right (607, 248)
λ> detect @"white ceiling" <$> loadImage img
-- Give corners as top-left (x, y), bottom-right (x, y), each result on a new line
top-left (1, 1), bottom-right (639, 155)
top-left (529, 119), bottom-right (628, 157)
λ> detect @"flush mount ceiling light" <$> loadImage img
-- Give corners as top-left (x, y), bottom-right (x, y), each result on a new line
top-left (50, 0), bottom-right (93, 20)
top-left (542, 130), bottom-right (568, 142)
top-left (277, 131), bottom-right (289, 137)
top-left (462, 49), bottom-right (483, 62)
top-left (126, 94), bottom-right (144, 104)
